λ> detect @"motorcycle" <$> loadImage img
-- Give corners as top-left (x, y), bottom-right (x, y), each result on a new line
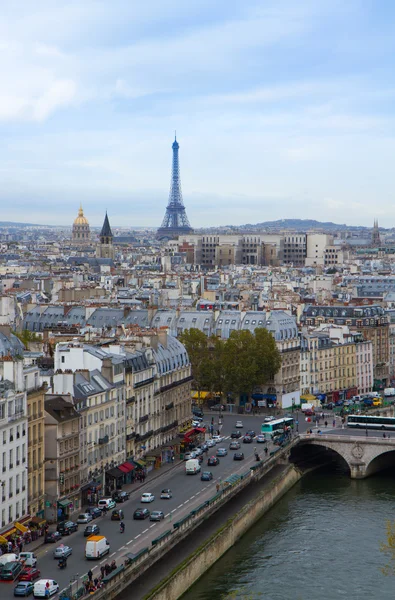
top-left (120, 522), bottom-right (125, 534)
top-left (58, 559), bottom-right (67, 569)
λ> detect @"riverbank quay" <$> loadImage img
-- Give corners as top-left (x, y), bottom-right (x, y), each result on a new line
top-left (83, 438), bottom-right (302, 600)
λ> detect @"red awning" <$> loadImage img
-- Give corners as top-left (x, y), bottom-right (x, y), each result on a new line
top-left (183, 428), bottom-right (196, 438)
top-left (119, 462), bottom-right (134, 473)
top-left (194, 427), bottom-right (206, 433)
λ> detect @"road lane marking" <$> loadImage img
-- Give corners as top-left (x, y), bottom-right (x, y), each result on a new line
top-left (177, 504), bottom-right (183, 508)
top-left (119, 546), bottom-right (126, 550)
top-left (149, 524), bottom-right (156, 528)
top-left (126, 540), bottom-right (133, 545)
top-left (142, 528), bottom-right (149, 533)
top-left (171, 509), bottom-right (176, 513)
top-left (135, 534), bottom-right (141, 538)
top-left (184, 499), bottom-right (190, 504)
top-left (110, 552), bottom-right (116, 557)
top-left (100, 559), bottom-right (106, 564)
top-left (165, 513), bottom-right (170, 517)
top-left (190, 495), bottom-right (195, 499)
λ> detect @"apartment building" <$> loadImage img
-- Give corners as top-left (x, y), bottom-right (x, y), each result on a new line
top-left (44, 395), bottom-right (80, 523)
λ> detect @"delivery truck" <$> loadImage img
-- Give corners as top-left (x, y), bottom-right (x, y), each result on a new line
top-left (185, 458), bottom-right (201, 475)
top-left (85, 535), bottom-right (110, 559)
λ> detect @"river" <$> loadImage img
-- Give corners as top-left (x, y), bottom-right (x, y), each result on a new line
top-left (181, 465), bottom-right (395, 600)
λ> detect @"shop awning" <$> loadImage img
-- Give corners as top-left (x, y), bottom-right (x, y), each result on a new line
top-left (58, 499), bottom-right (72, 509)
top-left (183, 428), bottom-right (196, 438)
top-left (15, 522), bottom-right (28, 534)
top-left (192, 391), bottom-right (210, 400)
top-left (133, 459), bottom-right (146, 468)
top-left (301, 394), bottom-right (316, 402)
top-left (0, 535), bottom-right (7, 543)
top-left (106, 467), bottom-right (124, 479)
top-left (81, 480), bottom-right (102, 492)
top-left (119, 462), bottom-right (134, 473)
top-left (194, 427), bottom-right (206, 433)
top-left (30, 516), bottom-right (46, 527)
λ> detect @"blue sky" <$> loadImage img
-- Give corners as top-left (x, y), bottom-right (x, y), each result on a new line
top-left (1, 0), bottom-right (395, 228)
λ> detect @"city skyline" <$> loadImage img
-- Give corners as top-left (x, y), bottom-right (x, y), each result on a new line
top-left (1, 1), bottom-right (395, 227)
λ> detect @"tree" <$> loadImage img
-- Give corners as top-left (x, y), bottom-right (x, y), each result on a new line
top-left (179, 328), bottom-right (212, 399)
top-left (254, 327), bottom-right (282, 382)
top-left (380, 520), bottom-right (395, 575)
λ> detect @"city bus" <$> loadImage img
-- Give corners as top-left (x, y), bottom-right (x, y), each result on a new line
top-left (261, 417), bottom-right (294, 440)
top-left (347, 415), bottom-right (395, 431)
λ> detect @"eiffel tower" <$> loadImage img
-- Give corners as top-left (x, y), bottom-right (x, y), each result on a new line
top-left (156, 134), bottom-right (193, 240)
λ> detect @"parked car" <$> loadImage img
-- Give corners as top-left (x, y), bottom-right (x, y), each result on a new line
top-left (192, 406), bottom-right (204, 418)
top-left (133, 508), bottom-right (150, 520)
top-left (229, 441), bottom-right (241, 450)
top-left (194, 447), bottom-right (203, 456)
top-left (111, 509), bottom-right (124, 521)
top-left (19, 552), bottom-right (37, 567)
top-left (18, 567), bottom-right (41, 582)
top-left (0, 561), bottom-right (23, 581)
top-left (206, 440), bottom-right (216, 448)
top-left (33, 579), bottom-right (59, 598)
top-left (84, 524), bottom-right (100, 537)
top-left (98, 498), bottom-right (116, 511)
top-left (256, 435), bottom-right (266, 443)
top-left (160, 489), bottom-right (172, 499)
top-left (235, 420), bottom-right (243, 428)
top-left (304, 409), bottom-right (315, 416)
top-left (207, 456), bottom-right (219, 466)
top-left (212, 435), bottom-right (224, 443)
top-left (44, 532), bottom-right (62, 544)
top-left (53, 545), bottom-right (72, 559)
top-left (264, 416), bottom-right (275, 422)
top-left (231, 431), bottom-right (242, 439)
top-left (86, 507), bottom-right (102, 520)
top-left (243, 435), bottom-right (253, 444)
top-left (77, 513), bottom-right (93, 524)
top-left (14, 581), bottom-right (34, 596)
top-left (141, 492), bottom-right (155, 503)
top-left (112, 491), bottom-right (129, 503)
top-left (233, 452), bottom-right (245, 461)
top-left (56, 521), bottom-right (78, 536)
top-left (200, 443), bottom-right (208, 452)
top-left (209, 404), bottom-right (224, 411)
top-left (150, 511), bottom-right (164, 522)
top-left (201, 471), bottom-right (213, 481)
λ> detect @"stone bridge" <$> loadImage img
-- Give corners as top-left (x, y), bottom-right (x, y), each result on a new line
top-left (295, 433), bottom-right (395, 479)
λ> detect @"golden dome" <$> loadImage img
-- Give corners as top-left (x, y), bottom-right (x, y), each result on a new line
top-left (73, 204), bottom-right (89, 226)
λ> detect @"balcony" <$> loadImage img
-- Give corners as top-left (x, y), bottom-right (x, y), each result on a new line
top-left (165, 402), bottom-right (174, 411)
top-left (134, 377), bottom-right (155, 389)
top-left (9, 411), bottom-right (25, 423)
top-left (126, 432), bottom-right (136, 441)
top-left (98, 435), bottom-right (109, 445)
top-left (126, 396), bottom-right (135, 405)
top-left (139, 415), bottom-right (149, 424)
top-left (160, 375), bottom-right (193, 393)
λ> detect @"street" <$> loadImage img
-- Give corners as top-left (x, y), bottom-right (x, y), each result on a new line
top-left (0, 411), bottom-right (276, 599)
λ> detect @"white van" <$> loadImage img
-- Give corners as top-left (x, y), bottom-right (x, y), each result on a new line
top-left (19, 551), bottom-right (37, 567)
top-left (33, 579), bottom-right (59, 598)
top-left (185, 458), bottom-right (201, 475)
top-left (0, 553), bottom-right (18, 566)
top-left (98, 498), bottom-right (115, 511)
top-left (85, 535), bottom-right (110, 559)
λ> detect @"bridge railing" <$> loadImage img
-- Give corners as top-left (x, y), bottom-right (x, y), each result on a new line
top-left (300, 433), bottom-right (395, 444)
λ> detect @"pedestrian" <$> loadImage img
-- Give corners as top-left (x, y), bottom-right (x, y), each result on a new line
top-left (324, 421), bottom-right (328, 428)
top-left (18, 541), bottom-right (23, 553)
top-left (332, 419), bottom-right (336, 428)
top-left (94, 578), bottom-right (99, 588)
top-left (100, 565), bottom-right (105, 579)
top-left (383, 432), bottom-right (386, 438)
top-left (88, 569), bottom-right (93, 582)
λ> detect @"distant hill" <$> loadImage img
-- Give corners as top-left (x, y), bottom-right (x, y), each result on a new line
top-left (0, 221), bottom-right (47, 227)
top-left (232, 219), bottom-right (377, 232)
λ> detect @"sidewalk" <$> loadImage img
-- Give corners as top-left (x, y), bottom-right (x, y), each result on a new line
top-left (24, 458), bottom-right (184, 555)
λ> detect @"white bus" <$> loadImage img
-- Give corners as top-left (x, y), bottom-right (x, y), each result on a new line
top-left (347, 415), bottom-right (395, 431)
top-left (261, 417), bottom-right (294, 440)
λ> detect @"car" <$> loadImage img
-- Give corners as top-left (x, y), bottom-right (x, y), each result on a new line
top-left (192, 409), bottom-right (204, 419)
top-left (229, 441), bottom-right (241, 450)
top-left (141, 492), bottom-right (155, 503)
top-left (183, 452), bottom-right (193, 461)
top-left (112, 491), bottom-right (130, 503)
top-left (304, 409), bottom-right (315, 416)
top-left (209, 404), bottom-right (224, 411)
top-left (76, 513), bottom-right (93, 524)
top-left (14, 581), bottom-right (34, 596)
top-left (86, 507), bottom-right (102, 519)
top-left (98, 498), bottom-right (116, 511)
top-left (212, 435), bottom-right (223, 443)
top-left (194, 447), bottom-right (203, 456)
top-left (56, 521), bottom-right (78, 535)
top-left (264, 416), bottom-right (275, 422)
top-left (231, 431), bottom-right (242, 439)
top-left (84, 524), bottom-right (100, 537)
top-left (207, 456), bottom-right (219, 466)
top-left (216, 447), bottom-right (227, 457)
top-left (243, 435), bottom-right (253, 444)
top-left (192, 420), bottom-right (201, 427)
top-left (33, 579), bottom-right (59, 598)
top-left (18, 568), bottom-right (41, 582)
top-left (256, 435), bottom-right (266, 443)
top-left (200, 443), bottom-right (208, 452)
top-left (233, 452), bottom-right (245, 461)
top-left (44, 531), bottom-right (62, 544)
top-left (111, 509), bottom-right (124, 521)
top-left (235, 420), bottom-right (243, 428)
top-left (201, 471), bottom-right (213, 481)
top-left (53, 545), bottom-right (72, 559)
top-left (246, 430), bottom-right (256, 438)
top-left (206, 439), bottom-right (216, 448)
top-left (1, 561), bottom-right (23, 581)
top-left (133, 508), bottom-right (150, 520)
top-left (150, 511), bottom-right (165, 522)
top-left (160, 489), bottom-right (172, 499)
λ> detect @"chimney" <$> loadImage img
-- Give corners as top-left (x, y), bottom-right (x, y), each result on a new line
top-left (0, 325), bottom-right (11, 338)
top-left (158, 328), bottom-right (168, 348)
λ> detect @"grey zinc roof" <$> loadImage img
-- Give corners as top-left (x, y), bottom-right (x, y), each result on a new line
top-left (150, 310), bottom-right (178, 336)
top-left (87, 308), bottom-right (124, 328)
top-left (215, 311), bottom-right (242, 339)
top-left (152, 335), bottom-right (189, 376)
top-left (241, 311), bottom-right (266, 333)
top-left (176, 311), bottom-right (214, 337)
top-left (73, 369), bottom-right (114, 400)
top-left (64, 307), bottom-right (86, 326)
top-left (0, 332), bottom-right (25, 357)
top-left (265, 311), bottom-right (298, 341)
top-left (124, 310), bottom-right (149, 327)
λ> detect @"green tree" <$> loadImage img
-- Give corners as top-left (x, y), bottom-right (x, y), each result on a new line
top-left (179, 328), bottom-right (212, 400)
top-left (380, 520), bottom-right (395, 575)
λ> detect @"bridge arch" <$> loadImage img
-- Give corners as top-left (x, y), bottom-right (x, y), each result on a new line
top-left (290, 439), bottom-right (351, 475)
top-left (364, 449), bottom-right (395, 477)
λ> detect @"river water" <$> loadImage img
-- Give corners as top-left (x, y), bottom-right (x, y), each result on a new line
top-left (181, 466), bottom-right (395, 600)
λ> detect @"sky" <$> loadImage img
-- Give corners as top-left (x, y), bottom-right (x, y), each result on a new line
top-left (2, 0), bottom-right (395, 228)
